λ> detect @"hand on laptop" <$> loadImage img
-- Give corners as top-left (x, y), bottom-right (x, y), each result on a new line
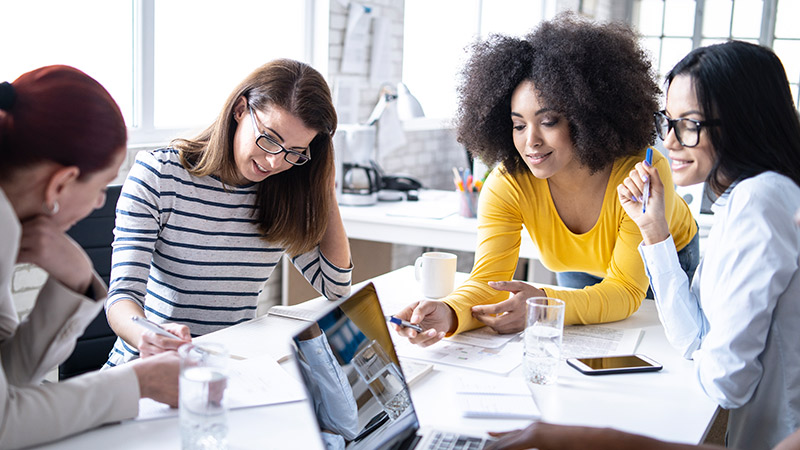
top-left (471, 281), bottom-right (546, 334)
top-left (391, 300), bottom-right (454, 347)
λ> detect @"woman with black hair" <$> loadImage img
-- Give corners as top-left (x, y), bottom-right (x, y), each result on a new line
top-left (619, 40), bottom-right (800, 449)
top-left (394, 14), bottom-right (699, 344)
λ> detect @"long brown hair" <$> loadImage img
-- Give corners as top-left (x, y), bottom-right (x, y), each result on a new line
top-left (172, 59), bottom-right (337, 256)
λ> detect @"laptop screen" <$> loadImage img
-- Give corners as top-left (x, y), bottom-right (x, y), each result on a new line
top-left (290, 282), bottom-right (420, 450)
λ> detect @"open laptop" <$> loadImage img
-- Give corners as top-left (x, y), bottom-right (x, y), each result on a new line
top-left (289, 282), bottom-right (492, 450)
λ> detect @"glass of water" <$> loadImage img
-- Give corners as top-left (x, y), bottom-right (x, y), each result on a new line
top-left (179, 343), bottom-right (229, 450)
top-left (352, 340), bottom-right (411, 420)
top-left (524, 297), bottom-right (565, 386)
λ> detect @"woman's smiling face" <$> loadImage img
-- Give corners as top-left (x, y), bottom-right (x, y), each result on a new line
top-left (510, 80), bottom-right (580, 180)
top-left (231, 97), bottom-right (316, 184)
top-left (663, 74), bottom-right (717, 187)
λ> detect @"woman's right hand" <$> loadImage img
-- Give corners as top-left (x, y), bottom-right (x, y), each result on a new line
top-left (617, 161), bottom-right (671, 245)
top-left (138, 322), bottom-right (191, 358)
top-left (390, 301), bottom-right (453, 347)
top-left (16, 215), bottom-right (94, 295)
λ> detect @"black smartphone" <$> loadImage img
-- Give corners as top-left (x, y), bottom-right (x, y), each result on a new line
top-left (566, 354), bottom-right (662, 375)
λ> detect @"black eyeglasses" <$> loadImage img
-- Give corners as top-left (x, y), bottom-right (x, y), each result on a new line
top-left (248, 105), bottom-right (310, 166)
top-left (654, 110), bottom-right (720, 148)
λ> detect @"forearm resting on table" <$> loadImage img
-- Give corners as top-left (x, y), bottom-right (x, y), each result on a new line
top-left (106, 299), bottom-right (146, 348)
top-left (520, 425), bottom-right (724, 450)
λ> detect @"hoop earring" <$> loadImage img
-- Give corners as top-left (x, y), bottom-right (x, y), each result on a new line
top-left (43, 200), bottom-right (60, 216)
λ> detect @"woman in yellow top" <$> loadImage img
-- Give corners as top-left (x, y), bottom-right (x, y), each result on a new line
top-left (394, 14), bottom-right (698, 345)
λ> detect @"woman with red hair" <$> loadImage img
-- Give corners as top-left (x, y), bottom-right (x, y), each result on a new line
top-left (0, 66), bottom-right (179, 449)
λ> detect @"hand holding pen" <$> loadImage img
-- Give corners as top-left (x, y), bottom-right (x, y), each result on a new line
top-left (642, 147), bottom-right (653, 213)
top-left (132, 316), bottom-right (191, 358)
top-left (616, 147), bottom-right (671, 245)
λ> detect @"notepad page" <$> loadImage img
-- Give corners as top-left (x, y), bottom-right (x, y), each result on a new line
top-left (458, 393), bottom-right (540, 419)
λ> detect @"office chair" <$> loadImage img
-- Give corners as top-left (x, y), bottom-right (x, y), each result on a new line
top-left (58, 185), bottom-right (122, 380)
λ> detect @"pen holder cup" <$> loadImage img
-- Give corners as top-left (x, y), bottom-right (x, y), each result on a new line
top-left (458, 190), bottom-right (479, 218)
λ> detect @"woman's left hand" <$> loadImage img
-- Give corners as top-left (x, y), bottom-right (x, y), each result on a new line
top-left (617, 162), bottom-right (671, 245)
top-left (471, 281), bottom-right (547, 334)
top-left (17, 215), bottom-right (94, 295)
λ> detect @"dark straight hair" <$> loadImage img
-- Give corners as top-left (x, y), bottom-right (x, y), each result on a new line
top-left (666, 40), bottom-right (800, 195)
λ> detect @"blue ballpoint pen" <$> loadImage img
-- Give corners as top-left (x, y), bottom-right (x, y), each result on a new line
top-left (386, 315), bottom-right (423, 333)
top-left (642, 147), bottom-right (653, 213)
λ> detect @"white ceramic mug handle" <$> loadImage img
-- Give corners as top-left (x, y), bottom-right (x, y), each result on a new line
top-left (414, 257), bottom-right (423, 282)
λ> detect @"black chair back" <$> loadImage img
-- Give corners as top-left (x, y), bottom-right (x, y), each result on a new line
top-left (58, 185), bottom-right (122, 380)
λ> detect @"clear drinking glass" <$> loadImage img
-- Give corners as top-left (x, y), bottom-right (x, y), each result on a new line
top-left (352, 340), bottom-right (411, 420)
top-left (179, 343), bottom-right (229, 450)
top-left (524, 297), bottom-right (565, 386)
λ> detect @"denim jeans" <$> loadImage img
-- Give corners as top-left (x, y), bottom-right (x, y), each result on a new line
top-left (556, 231), bottom-right (700, 299)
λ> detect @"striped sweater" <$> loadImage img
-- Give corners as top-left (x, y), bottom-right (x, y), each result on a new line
top-left (104, 149), bottom-right (352, 366)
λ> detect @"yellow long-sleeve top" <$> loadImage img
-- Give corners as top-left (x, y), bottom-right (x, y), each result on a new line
top-left (443, 149), bottom-right (697, 333)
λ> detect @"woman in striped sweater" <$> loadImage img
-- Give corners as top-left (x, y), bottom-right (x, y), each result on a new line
top-left (104, 59), bottom-right (352, 367)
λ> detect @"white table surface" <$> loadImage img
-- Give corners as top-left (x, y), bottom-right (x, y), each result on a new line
top-left (37, 266), bottom-right (718, 449)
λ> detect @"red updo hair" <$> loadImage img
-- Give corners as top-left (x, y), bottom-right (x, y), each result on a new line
top-left (0, 65), bottom-right (127, 179)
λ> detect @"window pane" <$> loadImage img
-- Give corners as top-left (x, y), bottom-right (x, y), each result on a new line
top-left (789, 84), bottom-right (799, 109)
top-left (0, 1), bottom-right (134, 125)
top-left (663, 0), bottom-right (696, 37)
top-left (731, 0), bottom-right (762, 39)
top-left (403, 0), bottom-right (480, 119)
top-left (154, 0), bottom-right (306, 129)
top-left (775, 0), bottom-right (800, 38)
top-left (481, 0), bottom-right (543, 38)
top-left (772, 40), bottom-right (800, 89)
top-left (702, 0), bottom-right (732, 38)
top-left (700, 38), bottom-right (729, 47)
top-left (633, 0), bottom-right (665, 36)
top-left (660, 38), bottom-right (693, 75)
top-left (640, 37), bottom-right (663, 77)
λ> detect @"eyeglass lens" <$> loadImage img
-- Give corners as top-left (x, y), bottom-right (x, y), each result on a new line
top-left (256, 136), bottom-right (309, 165)
top-left (655, 113), bottom-right (700, 147)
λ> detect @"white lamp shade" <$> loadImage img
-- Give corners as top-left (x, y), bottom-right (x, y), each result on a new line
top-left (396, 82), bottom-right (425, 120)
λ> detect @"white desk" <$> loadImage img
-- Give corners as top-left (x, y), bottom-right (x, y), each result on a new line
top-left (38, 266), bottom-right (717, 449)
top-left (339, 189), bottom-right (538, 259)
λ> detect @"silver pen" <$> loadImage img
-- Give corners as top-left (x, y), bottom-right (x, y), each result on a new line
top-left (131, 316), bottom-right (180, 340)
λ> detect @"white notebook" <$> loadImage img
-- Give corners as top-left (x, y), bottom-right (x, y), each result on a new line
top-left (458, 393), bottom-right (540, 419)
top-left (455, 376), bottom-right (540, 419)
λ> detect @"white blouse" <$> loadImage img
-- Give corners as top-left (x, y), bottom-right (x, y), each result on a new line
top-left (640, 172), bottom-right (800, 450)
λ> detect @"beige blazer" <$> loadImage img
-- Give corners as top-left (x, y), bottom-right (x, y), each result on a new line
top-left (0, 188), bottom-right (139, 449)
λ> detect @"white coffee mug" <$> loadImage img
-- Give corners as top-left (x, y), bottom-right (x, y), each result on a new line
top-left (414, 252), bottom-right (457, 298)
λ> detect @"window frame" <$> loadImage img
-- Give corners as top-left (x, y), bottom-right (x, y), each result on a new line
top-left (635, 0), bottom-right (799, 109)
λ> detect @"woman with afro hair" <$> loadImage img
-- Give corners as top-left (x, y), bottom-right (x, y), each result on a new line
top-left (393, 13), bottom-right (699, 345)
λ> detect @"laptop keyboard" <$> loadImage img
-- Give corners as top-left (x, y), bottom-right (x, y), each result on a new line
top-left (424, 431), bottom-right (488, 450)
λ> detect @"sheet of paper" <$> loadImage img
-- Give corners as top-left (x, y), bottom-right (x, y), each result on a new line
top-left (395, 339), bottom-right (522, 375)
top-left (458, 393), bottom-right (540, 420)
top-left (267, 296), bottom-right (337, 321)
top-left (340, 3), bottom-right (372, 74)
top-left (446, 327), bottom-right (519, 349)
top-left (369, 17), bottom-right (393, 84)
top-left (455, 375), bottom-right (530, 396)
top-left (561, 325), bottom-right (643, 359)
top-left (134, 354), bottom-right (306, 421)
